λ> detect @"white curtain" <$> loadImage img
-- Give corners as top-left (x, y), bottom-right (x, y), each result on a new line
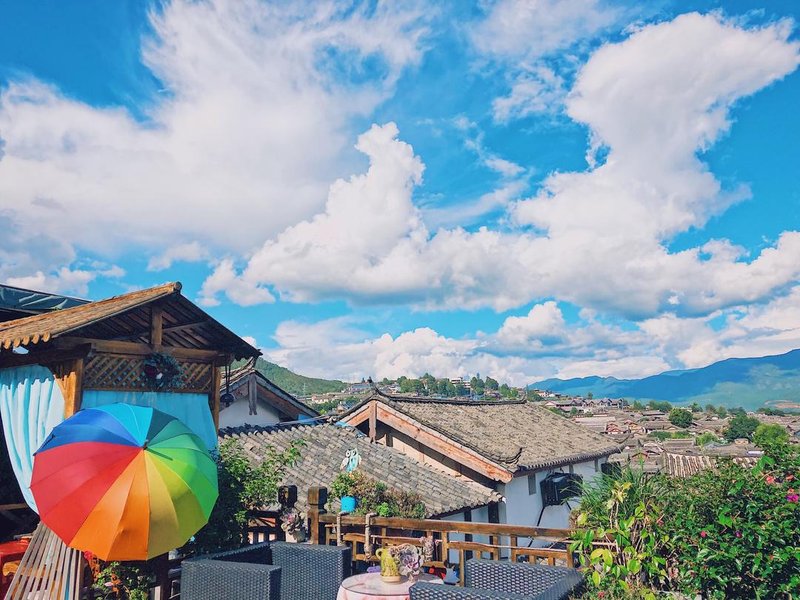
top-left (82, 390), bottom-right (217, 450)
top-left (0, 365), bottom-right (65, 512)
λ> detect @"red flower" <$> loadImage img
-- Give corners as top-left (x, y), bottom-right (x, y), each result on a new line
top-left (598, 592), bottom-right (606, 598)
top-left (700, 531), bottom-right (708, 538)
top-left (786, 475), bottom-right (795, 482)
top-left (765, 475), bottom-right (776, 485)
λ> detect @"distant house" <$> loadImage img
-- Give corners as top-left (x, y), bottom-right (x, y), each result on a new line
top-left (339, 391), bottom-right (621, 529)
top-left (218, 359), bottom-right (318, 429)
top-left (219, 421), bottom-right (499, 519)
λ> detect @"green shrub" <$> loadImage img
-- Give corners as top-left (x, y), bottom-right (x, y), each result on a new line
top-left (571, 468), bottom-right (670, 598)
top-left (668, 408), bottom-right (693, 428)
top-left (663, 442), bottom-right (800, 598)
top-left (753, 422), bottom-right (789, 447)
top-left (573, 443), bottom-right (800, 599)
top-left (330, 471), bottom-right (425, 518)
top-left (186, 438), bottom-right (303, 555)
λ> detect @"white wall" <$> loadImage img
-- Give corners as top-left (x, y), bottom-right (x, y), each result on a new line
top-left (501, 458), bottom-right (606, 534)
top-left (219, 397), bottom-right (282, 429)
top-left (441, 506), bottom-right (491, 564)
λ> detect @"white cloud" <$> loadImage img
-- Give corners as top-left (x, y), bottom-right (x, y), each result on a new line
top-left (491, 67), bottom-right (567, 121)
top-left (147, 241), bottom-right (208, 271)
top-left (206, 14), bottom-right (800, 318)
top-left (6, 268), bottom-right (95, 297)
top-left (0, 0), bottom-right (429, 283)
top-left (471, 0), bottom-right (619, 62)
top-left (471, 0), bottom-right (623, 121)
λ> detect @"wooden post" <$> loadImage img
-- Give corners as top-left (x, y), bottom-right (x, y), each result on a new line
top-left (307, 486), bottom-right (327, 545)
top-left (150, 305), bottom-right (163, 348)
top-left (248, 372), bottom-right (258, 415)
top-left (368, 400), bottom-right (377, 441)
top-left (52, 358), bottom-right (84, 418)
top-left (211, 362), bottom-right (222, 430)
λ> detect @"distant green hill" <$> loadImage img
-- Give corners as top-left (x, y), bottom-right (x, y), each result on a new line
top-left (531, 349), bottom-right (800, 411)
top-left (241, 357), bottom-right (347, 396)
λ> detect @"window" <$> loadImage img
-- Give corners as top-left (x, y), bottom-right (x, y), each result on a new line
top-left (527, 473), bottom-right (537, 495)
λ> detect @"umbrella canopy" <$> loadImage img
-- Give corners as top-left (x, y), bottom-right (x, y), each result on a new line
top-left (30, 404), bottom-right (218, 561)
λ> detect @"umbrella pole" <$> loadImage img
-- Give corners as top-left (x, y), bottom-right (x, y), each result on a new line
top-left (4, 522), bottom-right (85, 600)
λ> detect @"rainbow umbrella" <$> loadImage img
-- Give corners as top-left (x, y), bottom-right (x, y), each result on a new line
top-left (30, 404), bottom-right (217, 561)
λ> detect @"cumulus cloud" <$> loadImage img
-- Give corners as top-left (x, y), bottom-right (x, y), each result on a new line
top-left (205, 13), bottom-right (800, 320)
top-left (470, 0), bottom-right (624, 121)
top-left (147, 241), bottom-right (208, 271)
top-left (0, 0), bottom-right (428, 283)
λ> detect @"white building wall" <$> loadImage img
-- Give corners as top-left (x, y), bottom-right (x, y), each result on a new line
top-left (441, 506), bottom-right (491, 564)
top-left (501, 458), bottom-right (606, 534)
top-left (219, 398), bottom-right (282, 429)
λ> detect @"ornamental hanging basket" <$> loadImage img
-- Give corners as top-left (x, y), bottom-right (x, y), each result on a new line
top-left (143, 352), bottom-right (183, 390)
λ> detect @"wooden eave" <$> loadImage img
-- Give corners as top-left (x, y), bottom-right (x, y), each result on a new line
top-left (343, 399), bottom-right (515, 483)
top-left (226, 369), bottom-right (318, 419)
top-left (0, 282), bottom-right (259, 361)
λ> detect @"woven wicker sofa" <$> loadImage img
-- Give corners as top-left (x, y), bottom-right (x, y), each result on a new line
top-left (181, 541), bottom-right (352, 600)
top-left (410, 560), bottom-right (585, 600)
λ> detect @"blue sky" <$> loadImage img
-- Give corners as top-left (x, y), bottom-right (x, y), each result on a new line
top-left (1, 0), bottom-right (799, 385)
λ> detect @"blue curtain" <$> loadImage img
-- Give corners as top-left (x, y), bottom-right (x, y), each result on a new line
top-left (0, 365), bottom-right (65, 511)
top-left (82, 390), bottom-right (217, 450)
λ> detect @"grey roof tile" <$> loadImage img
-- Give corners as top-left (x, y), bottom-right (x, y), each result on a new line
top-left (219, 422), bottom-right (499, 517)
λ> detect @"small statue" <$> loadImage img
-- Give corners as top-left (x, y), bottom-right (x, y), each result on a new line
top-left (376, 547), bottom-right (401, 583)
top-left (340, 447), bottom-right (361, 472)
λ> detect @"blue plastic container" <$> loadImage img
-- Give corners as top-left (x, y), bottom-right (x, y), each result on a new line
top-left (340, 495), bottom-right (357, 513)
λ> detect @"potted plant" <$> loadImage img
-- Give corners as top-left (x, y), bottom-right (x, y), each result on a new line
top-left (280, 506), bottom-right (307, 543)
top-left (330, 472), bottom-right (357, 513)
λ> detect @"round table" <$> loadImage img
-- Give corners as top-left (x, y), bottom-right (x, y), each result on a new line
top-left (337, 573), bottom-right (442, 600)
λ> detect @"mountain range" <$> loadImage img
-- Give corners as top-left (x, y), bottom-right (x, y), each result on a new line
top-left (531, 349), bottom-right (800, 411)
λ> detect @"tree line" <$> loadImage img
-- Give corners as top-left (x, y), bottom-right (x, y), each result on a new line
top-left (384, 373), bottom-right (520, 399)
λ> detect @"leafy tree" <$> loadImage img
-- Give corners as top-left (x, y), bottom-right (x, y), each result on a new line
top-left (705, 403), bottom-right (717, 414)
top-left (484, 376), bottom-right (499, 391)
top-left (696, 432), bottom-right (720, 446)
top-left (753, 423), bottom-right (789, 447)
top-left (647, 400), bottom-right (672, 412)
top-left (757, 407), bottom-right (786, 417)
top-left (668, 408), bottom-right (694, 428)
top-left (454, 383), bottom-right (468, 396)
top-left (690, 402), bottom-right (702, 413)
top-left (724, 413), bottom-right (761, 442)
top-left (631, 400), bottom-right (645, 411)
top-left (716, 405), bottom-right (728, 418)
top-left (470, 376), bottom-right (485, 395)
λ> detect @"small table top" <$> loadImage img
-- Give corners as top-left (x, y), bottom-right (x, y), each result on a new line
top-left (338, 573), bottom-right (441, 599)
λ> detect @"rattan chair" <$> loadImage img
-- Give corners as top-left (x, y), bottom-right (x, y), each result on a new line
top-left (181, 542), bottom-right (280, 600)
top-left (181, 541), bottom-right (352, 600)
top-left (409, 559), bottom-right (584, 600)
top-left (270, 541), bottom-right (351, 600)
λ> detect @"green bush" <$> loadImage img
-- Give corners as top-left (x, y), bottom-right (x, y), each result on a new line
top-left (753, 422), bottom-right (789, 447)
top-left (573, 442), bottom-right (800, 599)
top-left (663, 442), bottom-right (800, 598)
top-left (186, 438), bottom-right (303, 555)
top-left (571, 468), bottom-right (670, 598)
top-left (330, 471), bottom-right (425, 518)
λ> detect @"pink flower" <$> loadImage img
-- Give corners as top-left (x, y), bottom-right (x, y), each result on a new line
top-left (700, 531), bottom-right (708, 538)
top-left (735, 531), bottom-right (742, 538)
top-left (786, 475), bottom-right (795, 482)
top-left (765, 475), bottom-right (776, 485)
top-left (787, 493), bottom-right (799, 503)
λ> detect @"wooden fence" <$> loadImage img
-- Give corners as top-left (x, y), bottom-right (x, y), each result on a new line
top-left (302, 486), bottom-right (575, 585)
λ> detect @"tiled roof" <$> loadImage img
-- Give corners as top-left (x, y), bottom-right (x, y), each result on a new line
top-left (353, 393), bottom-right (622, 474)
top-left (219, 422), bottom-right (500, 517)
top-left (0, 282), bottom-right (258, 358)
top-left (225, 360), bottom-right (318, 418)
top-left (662, 452), bottom-right (759, 478)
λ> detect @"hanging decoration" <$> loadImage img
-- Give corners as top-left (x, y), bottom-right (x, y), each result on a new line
top-left (142, 352), bottom-right (183, 390)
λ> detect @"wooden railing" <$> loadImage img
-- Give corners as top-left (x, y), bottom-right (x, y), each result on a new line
top-left (299, 487), bottom-right (575, 585)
